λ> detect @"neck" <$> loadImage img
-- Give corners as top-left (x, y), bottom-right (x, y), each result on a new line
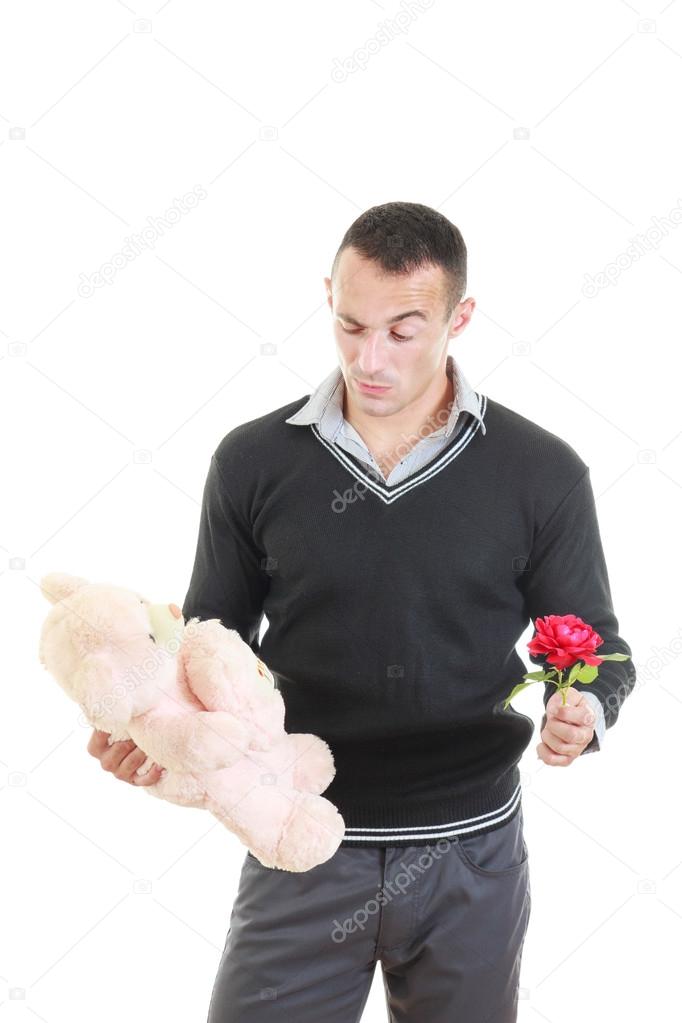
top-left (342, 360), bottom-right (456, 467)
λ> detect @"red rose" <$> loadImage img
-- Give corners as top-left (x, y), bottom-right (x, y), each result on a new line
top-left (528, 613), bottom-right (604, 670)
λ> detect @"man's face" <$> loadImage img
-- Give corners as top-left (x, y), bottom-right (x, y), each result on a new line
top-left (325, 246), bottom-right (473, 417)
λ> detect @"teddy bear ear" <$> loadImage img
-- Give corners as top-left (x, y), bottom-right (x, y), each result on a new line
top-left (39, 572), bottom-right (90, 606)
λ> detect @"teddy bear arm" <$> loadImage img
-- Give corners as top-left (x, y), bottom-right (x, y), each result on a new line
top-left (182, 619), bottom-right (277, 714)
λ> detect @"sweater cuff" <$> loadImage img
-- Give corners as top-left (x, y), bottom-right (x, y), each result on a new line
top-left (580, 690), bottom-right (605, 753)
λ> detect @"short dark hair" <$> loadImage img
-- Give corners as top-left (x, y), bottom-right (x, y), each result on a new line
top-left (330, 201), bottom-right (467, 322)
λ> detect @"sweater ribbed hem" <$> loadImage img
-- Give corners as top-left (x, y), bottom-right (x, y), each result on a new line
top-left (338, 767), bottom-right (522, 848)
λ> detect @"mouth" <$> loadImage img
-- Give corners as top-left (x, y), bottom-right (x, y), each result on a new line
top-left (357, 381), bottom-right (391, 394)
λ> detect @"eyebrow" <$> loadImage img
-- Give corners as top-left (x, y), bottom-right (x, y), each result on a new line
top-left (336, 309), bottom-right (429, 327)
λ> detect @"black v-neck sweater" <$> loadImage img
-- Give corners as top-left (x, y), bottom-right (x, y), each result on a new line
top-left (181, 392), bottom-right (635, 847)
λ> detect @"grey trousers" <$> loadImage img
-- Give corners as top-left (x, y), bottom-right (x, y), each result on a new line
top-left (206, 805), bottom-right (531, 1022)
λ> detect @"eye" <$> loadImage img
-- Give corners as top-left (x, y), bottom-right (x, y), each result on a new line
top-left (148, 633), bottom-right (156, 643)
top-left (341, 325), bottom-right (411, 342)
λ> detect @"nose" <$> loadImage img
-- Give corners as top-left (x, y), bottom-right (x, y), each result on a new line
top-left (357, 334), bottom-right (386, 377)
top-left (169, 603), bottom-right (182, 619)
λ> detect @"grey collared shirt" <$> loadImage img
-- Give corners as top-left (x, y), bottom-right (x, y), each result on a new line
top-left (285, 353), bottom-right (487, 486)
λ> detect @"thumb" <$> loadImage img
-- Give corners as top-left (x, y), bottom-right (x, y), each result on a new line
top-left (546, 684), bottom-right (583, 716)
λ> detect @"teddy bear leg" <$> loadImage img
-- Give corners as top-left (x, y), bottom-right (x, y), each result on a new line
top-left (206, 783), bottom-right (345, 873)
top-left (286, 733), bottom-right (336, 794)
top-left (146, 771), bottom-right (207, 809)
top-left (205, 780), bottom-right (298, 867)
top-left (274, 792), bottom-right (346, 872)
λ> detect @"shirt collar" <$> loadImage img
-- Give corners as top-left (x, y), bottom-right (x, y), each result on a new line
top-left (285, 354), bottom-right (487, 441)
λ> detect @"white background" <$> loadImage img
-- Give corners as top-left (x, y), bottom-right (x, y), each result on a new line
top-left (1, 0), bottom-right (680, 1020)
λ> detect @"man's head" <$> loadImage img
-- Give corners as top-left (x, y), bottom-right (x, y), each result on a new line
top-left (325, 202), bottom-right (474, 418)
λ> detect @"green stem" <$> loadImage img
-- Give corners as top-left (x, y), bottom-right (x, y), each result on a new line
top-left (557, 668), bottom-right (568, 704)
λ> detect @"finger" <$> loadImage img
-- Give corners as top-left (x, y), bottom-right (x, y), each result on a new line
top-left (544, 717), bottom-right (594, 748)
top-left (548, 684), bottom-right (587, 707)
top-left (87, 729), bottom-right (113, 757)
top-left (537, 740), bottom-right (573, 766)
top-left (548, 691), bottom-right (593, 724)
top-left (113, 746), bottom-right (150, 783)
top-left (132, 763), bottom-right (165, 787)
top-left (99, 739), bottom-right (138, 773)
top-left (548, 702), bottom-right (596, 728)
top-left (542, 722), bottom-right (590, 755)
top-left (543, 732), bottom-right (585, 756)
top-left (132, 755), bottom-right (155, 780)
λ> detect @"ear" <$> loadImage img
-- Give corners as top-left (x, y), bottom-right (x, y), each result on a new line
top-left (40, 572), bottom-right (90, 605)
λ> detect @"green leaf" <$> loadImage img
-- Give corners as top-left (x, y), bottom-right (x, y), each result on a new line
top-left (576, 663), bottom-right (598, 682)
top-left (566, 662), bottom-right (583, 685)
top-left (503, 680), bottom-right (538, 708)
top-left (596, 652), bottom-right (630, 662)
top-left (522, 670), bottom-right (554, 681)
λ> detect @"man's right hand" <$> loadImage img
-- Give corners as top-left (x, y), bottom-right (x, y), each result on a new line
top-left (87, 728), bottom-right (165, 786)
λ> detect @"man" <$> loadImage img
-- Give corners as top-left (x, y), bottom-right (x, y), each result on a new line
top-left (88, 202), bottom-right (635, 1021)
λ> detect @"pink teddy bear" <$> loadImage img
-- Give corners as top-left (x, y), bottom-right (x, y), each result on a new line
top-left (38, 572), bottom-right (345, 872)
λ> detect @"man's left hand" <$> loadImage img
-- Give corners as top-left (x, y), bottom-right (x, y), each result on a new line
top-left (537, 686), bottom-right (596, 766)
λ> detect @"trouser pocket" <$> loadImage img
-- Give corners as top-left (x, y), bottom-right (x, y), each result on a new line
top-left (454, 807), bottom-right (528, 877)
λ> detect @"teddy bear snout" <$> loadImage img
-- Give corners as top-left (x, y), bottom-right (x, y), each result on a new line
top-left (147, 602), bottom-right (185, 651)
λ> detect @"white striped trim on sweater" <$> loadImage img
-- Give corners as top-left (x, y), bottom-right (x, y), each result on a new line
top-left (311, 393), bottom-right (488, 505)
top-left (342, 781), bottom-right (521, 843)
